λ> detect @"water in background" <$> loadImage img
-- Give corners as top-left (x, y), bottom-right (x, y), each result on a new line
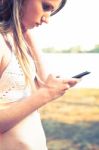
top-left (44, 53), bottom-right (99, 88)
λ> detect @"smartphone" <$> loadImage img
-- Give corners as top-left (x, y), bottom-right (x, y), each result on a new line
top-left (72, 71), bottom-right (91, 78)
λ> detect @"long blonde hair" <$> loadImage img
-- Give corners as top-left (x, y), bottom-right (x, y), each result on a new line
top-left (0, 0), bottom-right (67, 89)
top-left (0, 0), bottom-right (34, 89)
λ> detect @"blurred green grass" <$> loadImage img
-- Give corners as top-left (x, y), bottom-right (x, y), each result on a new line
top-left (40, 88), bottom-right (99, 150)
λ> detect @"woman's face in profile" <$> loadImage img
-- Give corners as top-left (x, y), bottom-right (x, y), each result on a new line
top-left (22, 0), bottom-right (61, 29)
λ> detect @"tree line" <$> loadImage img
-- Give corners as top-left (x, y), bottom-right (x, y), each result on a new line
top-left (42, 44), bottom-right (99, 53)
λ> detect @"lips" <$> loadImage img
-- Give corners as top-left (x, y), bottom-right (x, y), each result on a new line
top-left (35, 22), bottom-right (42, 27)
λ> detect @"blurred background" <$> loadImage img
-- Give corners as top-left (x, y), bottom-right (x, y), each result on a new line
top-left (34, 0), bottom-right (99, 149)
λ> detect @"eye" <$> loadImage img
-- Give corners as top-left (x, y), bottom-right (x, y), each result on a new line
top-left (42, 2), bottom-right (54, 12)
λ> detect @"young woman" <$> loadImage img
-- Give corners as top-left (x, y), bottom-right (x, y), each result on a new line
top-left (0, 0), bottom-right (78, 149)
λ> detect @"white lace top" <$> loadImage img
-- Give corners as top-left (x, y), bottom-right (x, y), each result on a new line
top-left (0, 52), bottom-right (36, 102)
top-left (0, 51), bottom-right (48, 150)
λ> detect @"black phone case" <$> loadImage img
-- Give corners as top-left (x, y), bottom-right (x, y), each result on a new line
top-left (72, 71), bottom-right (91, 78)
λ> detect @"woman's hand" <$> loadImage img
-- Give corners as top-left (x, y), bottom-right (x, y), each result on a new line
top-left (41, 74), bottom-right (79, 101)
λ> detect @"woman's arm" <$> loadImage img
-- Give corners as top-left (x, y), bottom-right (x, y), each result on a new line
top-left (0, 34), bottom-right (51, 133)
top-left (0, 31), bottom-right (78, 133)
top-left (0, 73), bottom-right (78, 133)
top-left (0, 88), bottom-right (50, 133)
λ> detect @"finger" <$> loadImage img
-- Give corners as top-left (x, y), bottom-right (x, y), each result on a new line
top-left (62, 84), bottom-right (70, 91)
top-left (62, 80), bottom-right (67, 84)
top-left (65, 78), bottom-right (78, 85)
top-left (61, 85), bottom-right (70, 94)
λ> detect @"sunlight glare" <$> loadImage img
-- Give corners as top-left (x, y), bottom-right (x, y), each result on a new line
top-left (33, 0), bottom-right (99, 50)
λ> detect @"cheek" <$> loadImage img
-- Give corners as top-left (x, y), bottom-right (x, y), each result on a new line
top-left (22, 1), bottom-right (43, 26)
top-left (22, 9), bottom-right (35, 24)
top-left (26, 8), bottom-right (40, 20)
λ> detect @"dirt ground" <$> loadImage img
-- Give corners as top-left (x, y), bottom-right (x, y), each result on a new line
top-left (40, 88), bottom-right (99, 150)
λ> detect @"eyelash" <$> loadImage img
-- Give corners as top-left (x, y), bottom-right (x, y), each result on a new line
top-left (42, 3), bottom-right (54, 12)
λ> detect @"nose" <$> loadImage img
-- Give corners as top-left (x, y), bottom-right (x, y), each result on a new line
top-left (41, 13), bottom-right (50, 24)
top-left (41, 16), bottom-right (48, 24)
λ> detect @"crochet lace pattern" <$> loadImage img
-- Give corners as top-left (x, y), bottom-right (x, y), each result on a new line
top-left (0, 52), bottom-right (36, 102)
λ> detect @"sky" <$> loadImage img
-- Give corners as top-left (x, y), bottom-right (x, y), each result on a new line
top-left (33, 0), bottom-right (99, 50)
